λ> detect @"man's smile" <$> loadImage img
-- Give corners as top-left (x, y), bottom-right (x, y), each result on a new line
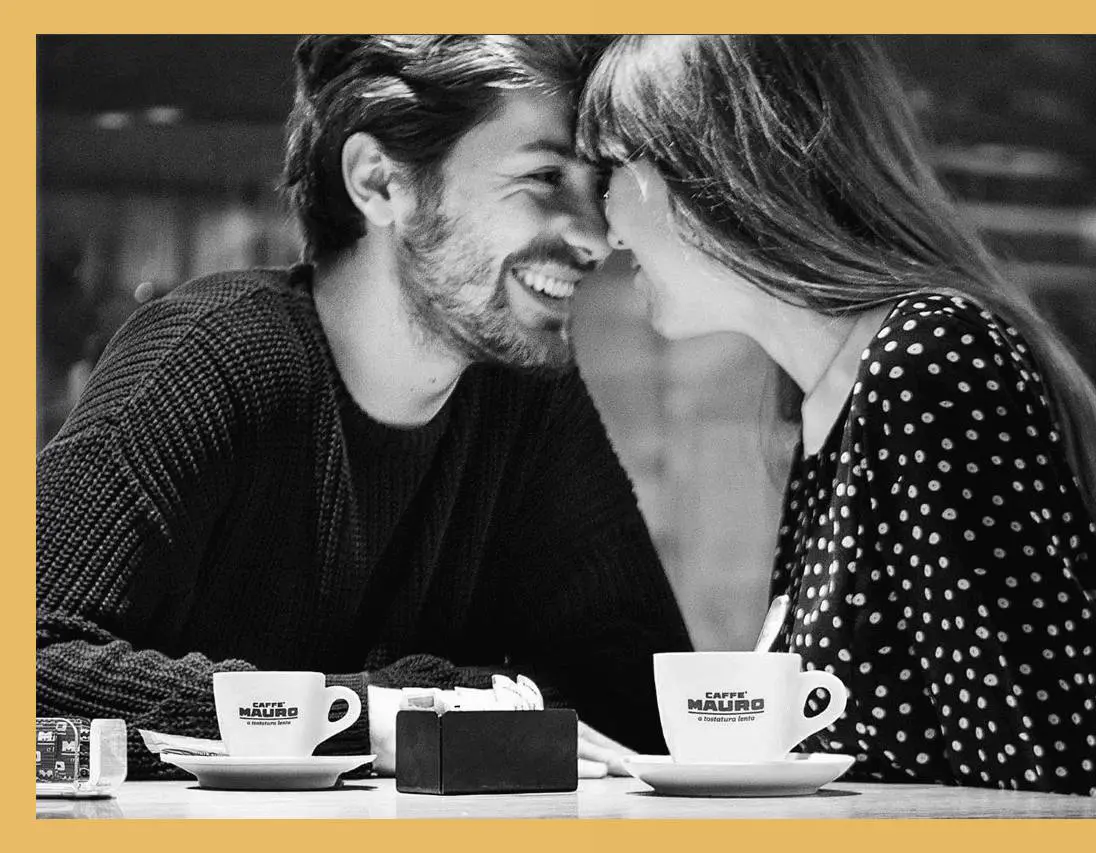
top-left (510, 264), bottom-right (582, 301)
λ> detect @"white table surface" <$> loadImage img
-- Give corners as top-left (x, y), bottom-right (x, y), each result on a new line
top-left (35, 776), bottom-right (1096, 820)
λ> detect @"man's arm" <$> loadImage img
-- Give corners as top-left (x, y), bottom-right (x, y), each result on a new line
top-left (492, 369), bottom-right (693, 756)
top-left (37, 611), bottom-right (251, 778)
top-left (37, 430), bottom-right (252, 777)
top-left (36, 296), bottom-right (280, 777)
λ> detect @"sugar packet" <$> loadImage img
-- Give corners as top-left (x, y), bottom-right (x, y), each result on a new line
top-left (138, 729), bottom-right (226, 756)
top-left (399, 674), bottom-right (544, 714)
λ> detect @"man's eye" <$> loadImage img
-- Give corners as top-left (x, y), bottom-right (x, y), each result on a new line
top-left (596, 168), bottom-right (612, 201)
top-left (525, 169), bottom-right (563, 187)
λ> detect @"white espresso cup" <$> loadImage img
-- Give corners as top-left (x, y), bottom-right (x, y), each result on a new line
top-left (213, 671), bottom-right (362, 757)
top-left (653, 652), bottom-right (848, 764)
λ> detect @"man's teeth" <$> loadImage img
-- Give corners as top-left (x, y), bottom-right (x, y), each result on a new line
top-left (513, 268), bottom-right (577, 299)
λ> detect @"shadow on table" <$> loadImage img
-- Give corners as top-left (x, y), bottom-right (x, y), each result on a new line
top-left (626, 788), bottom-right (860, 799)
top-left (394, 789), bottom-right (580, 819)
top-left (183, 782), bottom-right (380, 793)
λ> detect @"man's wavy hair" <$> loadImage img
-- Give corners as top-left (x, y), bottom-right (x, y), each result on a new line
top-left (282, 35), bottom-right (609, 262)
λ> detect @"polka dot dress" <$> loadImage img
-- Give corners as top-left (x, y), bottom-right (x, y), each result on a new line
top-left (770, 295), bottom-right (1096, 795)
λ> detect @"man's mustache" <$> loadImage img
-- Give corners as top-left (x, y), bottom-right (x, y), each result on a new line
top-left (507, 243), bottom-right (597, 275)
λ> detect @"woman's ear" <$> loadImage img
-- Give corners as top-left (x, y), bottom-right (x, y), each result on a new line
top-left (342, 132), bottom-right (398, 228)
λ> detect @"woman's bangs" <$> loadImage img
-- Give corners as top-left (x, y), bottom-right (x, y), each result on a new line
top-left (576, 42), bottom-right (650, 167)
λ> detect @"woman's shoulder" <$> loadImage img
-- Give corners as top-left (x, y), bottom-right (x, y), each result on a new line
top-left (857, 294), bottom-right (1037, 397)
top-left (846, 293), bottom-right (1062, 467)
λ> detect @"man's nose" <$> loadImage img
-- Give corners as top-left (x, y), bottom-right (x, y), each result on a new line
top-left (559, 192), bottom-right (612, 266)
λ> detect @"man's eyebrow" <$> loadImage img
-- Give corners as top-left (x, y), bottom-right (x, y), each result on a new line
top-left (512, 140), bottom-right (576, 158)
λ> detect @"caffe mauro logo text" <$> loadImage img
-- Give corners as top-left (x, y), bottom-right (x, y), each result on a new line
top-left (687, 692), bottom-right (765, 715)
top-left (239, 701), bottom-right (299, 719)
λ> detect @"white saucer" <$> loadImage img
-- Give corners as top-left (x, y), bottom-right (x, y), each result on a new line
top-left (623, 753), bottom-right (855, 798)
top-left (160, 753), bottom-right (376, 790)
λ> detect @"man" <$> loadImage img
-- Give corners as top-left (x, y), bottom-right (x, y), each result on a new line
top-left (36, 35), bottom-right (692, 779)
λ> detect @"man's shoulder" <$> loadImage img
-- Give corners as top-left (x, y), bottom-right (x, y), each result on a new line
top-left (61, 267), bottom-right (327, 438)
top-left (128, 266), bottom-right (323, 365)
top-left (163, 266), bottom-right (310, 322)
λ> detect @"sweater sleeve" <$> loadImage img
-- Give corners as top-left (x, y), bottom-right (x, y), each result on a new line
top-left (859, 309), bottom-right (1096, 795)
top-left (37, 295), bottom-right (273, 778)
top-left (492, 370), bottom-right (693, 754)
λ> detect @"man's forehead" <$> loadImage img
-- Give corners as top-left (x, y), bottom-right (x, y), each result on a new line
top-left (456, 89), bottom-right (578, 162)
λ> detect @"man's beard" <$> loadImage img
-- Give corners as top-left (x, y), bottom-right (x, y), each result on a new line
top-left (395, 189), bottom-right (581, 375)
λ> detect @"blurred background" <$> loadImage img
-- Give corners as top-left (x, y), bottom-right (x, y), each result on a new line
top-left (38, 35), bottom-right (1096, 650)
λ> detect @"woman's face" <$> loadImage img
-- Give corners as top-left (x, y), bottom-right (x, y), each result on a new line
top-left (604, 160), bottom-right (760, 340)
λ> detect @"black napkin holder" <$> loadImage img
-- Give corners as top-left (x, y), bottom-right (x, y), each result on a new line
top-left (395, 708), bottom-right (577, 794)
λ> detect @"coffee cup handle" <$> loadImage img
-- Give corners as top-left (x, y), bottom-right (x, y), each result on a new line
top-left (321, 686), bottom-right (363, 743)
top-left (789, 669), bottom-right (848, 750)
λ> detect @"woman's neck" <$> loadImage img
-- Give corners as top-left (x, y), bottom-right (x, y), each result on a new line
top-left (796, 303), bottom-right (895, 457)
top-left (724, 293), bottom-right (893, 458)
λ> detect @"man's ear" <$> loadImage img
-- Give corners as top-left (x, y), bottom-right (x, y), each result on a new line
top-left (342, 133), bottom-right (400, 228)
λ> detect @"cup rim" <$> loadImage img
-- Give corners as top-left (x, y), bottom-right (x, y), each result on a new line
top-left (653, 652), bottom-right (801, 660)
top-left (213, 670), bottom-right (324, 681)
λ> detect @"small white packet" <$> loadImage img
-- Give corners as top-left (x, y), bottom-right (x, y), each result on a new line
top-left (492, 675), bottom-right (544, 710)
top-left (517, 675), bottom-right (544, 709)
top-left (138, 729), bottom-right (226, 756)
top-left (452, 686), bottom-right (498, 711)
top-left (399, 674), bottom-right (544, 714)
top-left (400, 688), bottom-right (442, 711)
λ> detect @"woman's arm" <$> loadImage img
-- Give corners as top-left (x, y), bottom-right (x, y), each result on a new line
top-left (860, 306), bottom-right (1096, 794)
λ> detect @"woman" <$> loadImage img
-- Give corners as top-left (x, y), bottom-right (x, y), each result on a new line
top-left (578, 35), bottom-right (1096, 795)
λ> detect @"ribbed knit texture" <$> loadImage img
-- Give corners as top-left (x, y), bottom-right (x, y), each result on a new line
top-left (37, 266), bottom-right (692, 779)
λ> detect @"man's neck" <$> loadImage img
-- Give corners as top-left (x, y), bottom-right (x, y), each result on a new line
top-left (312, 242), bottom-right (464, 428)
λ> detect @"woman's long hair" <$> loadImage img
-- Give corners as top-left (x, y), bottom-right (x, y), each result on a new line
top-left (577, 34), bottom-right (1096, 517)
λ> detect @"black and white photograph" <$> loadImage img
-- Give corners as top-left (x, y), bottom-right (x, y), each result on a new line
top-left (36, 35), bottom-right (1096, 819)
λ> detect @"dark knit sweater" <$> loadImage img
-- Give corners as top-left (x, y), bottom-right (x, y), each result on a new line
top-left (36, 266), bottom-right (692, 778)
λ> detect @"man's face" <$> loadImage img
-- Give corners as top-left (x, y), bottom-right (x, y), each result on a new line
top-left (395, 88), bottom-right (611, 373)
